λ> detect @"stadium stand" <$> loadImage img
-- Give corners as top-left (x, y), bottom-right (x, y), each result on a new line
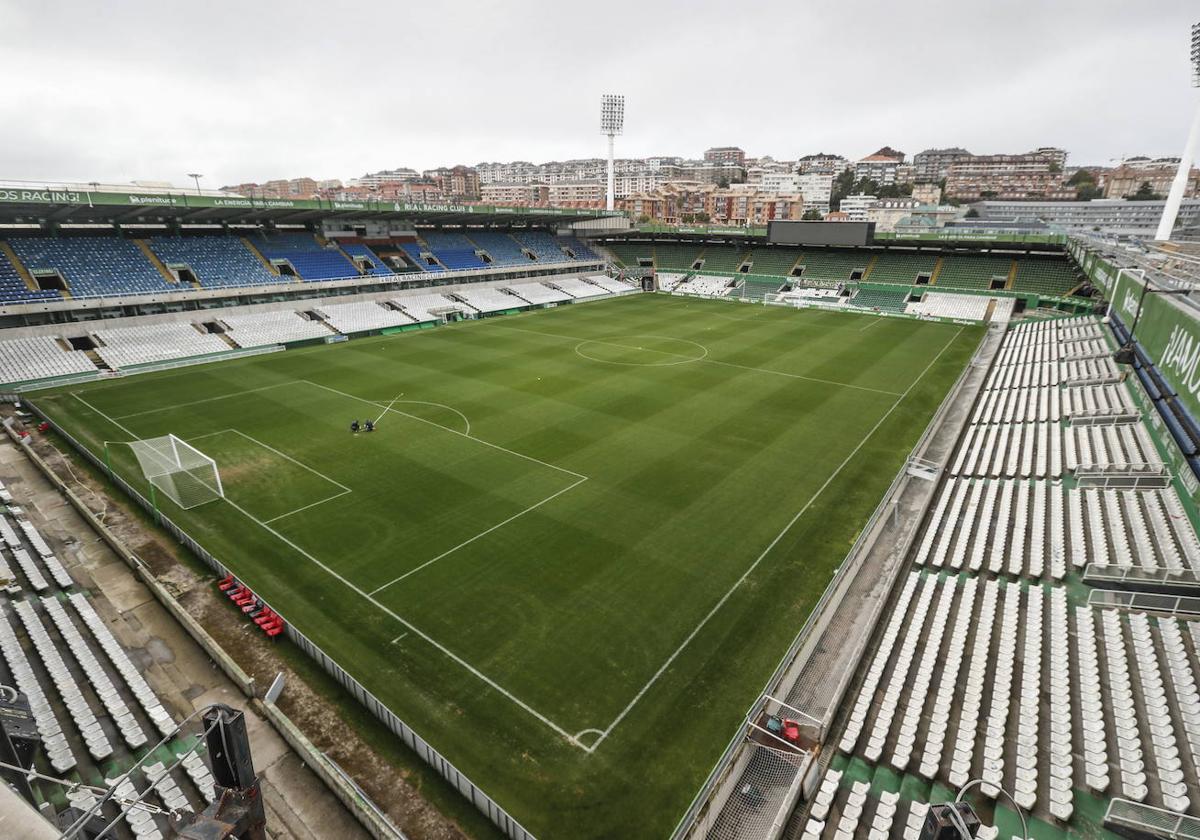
top-left (338, 242), bottom-right (395, 276)
top-left (0, 335), bottom-right (97, 384)
top-left (92, 322), bottom-right (230, 369)
top-left (653, 243), bottom-right (705, 272)
top-left (818, 314), bottom-right (1200, 836)
top-left (423, 231), bottom-right (489, 270)
top-left (400, 242), bottom-right (444, 271)
top-left (512, 231), bottom-right (571, 263)
top-left (0, 246), bottom-right (60, 302)
top-left (866, 252), bottom-right (939, 284)
top-left (586, 275), bottom-right (638, 293)
top-left (8, 236), bottom-right (175, 297)
top-left (1012, 257), bottom-right (1082, 296)
top-left (603, 240), bottom-right (652, 268)
top-left (905, 292), bottom-right (1004, 321)
top-left (697, 246), bottom-right (750, 273)
top-left (393, 293), bottom-right (462, 322)
top-left (452, 287), bottom-right (520, 313)
top-left (222, 311), bottom-right (333, 347)
top-left (468, 231), bottom-right (531, 266)
top-left (316, 300), bottom-right (414, 333)
top-left (677, 275), bottom-right (733, 297)
top-left (559, 236), bottom-right (601, 261)
top-left (553, 278), bottom-right (608, 299)
top-left (848, 287), bottom-right (909, 313)
top-left (504, 282), bottom-right (573, 304)
top-left (656, 272), bottom-right (687, 291)
top-left (798, 250), bottom-right (869, 283)
top-left (0, 475), bottom-right (218, 827)
top-left (932, 254), bottom-right (1013, 290)
top-left (746, 248), bottom-right (802, 277)
top-left (148, 235), bottom-right (278, 288)
top-left (250, 233), bottom-right (358, 281)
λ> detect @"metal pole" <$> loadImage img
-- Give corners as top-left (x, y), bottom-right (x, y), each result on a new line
top-left (1155, 98), bottom-right (1200, 241)
top-left (606, 134), bottom-right (615, 212)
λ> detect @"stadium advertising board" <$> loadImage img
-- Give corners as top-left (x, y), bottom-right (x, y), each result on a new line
top-left (0, 188), bottom-right (619, 218)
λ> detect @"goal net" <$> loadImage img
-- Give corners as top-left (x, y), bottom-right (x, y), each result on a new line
top-left (128, 435), bottom-right (224, 509)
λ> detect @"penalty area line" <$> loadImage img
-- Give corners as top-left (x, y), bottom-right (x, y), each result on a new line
top-left (67, 390), bottom-right (591, 750)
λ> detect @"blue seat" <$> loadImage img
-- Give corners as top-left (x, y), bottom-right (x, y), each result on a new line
top-left (0, 246), bottom-right (61, 303)
top-left (251, 233), bottom-right (358, 281)
top-left (149, 236), bottom-right (278, 288)
top-left (339, 243), bottom-right (395, 276)
top-left (466, 231), bottom-right (530, 266)
top-left (8, 236), bottom-right (173, 298)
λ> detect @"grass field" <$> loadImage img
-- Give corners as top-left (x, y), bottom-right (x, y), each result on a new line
top-left (34, 294), bottom-right (982, 839)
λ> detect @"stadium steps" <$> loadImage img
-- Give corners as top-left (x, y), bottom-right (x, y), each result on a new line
top-left (1005, 259), bottom-right (1018, 290)
top-left (133, 239), bottom-right (181, 284)
top-left (241, 237), bottom-right (282, 278)
top-left (83, 348), bottom-right (111, 370)
top-left (0, 240), bottom-right (42, 293)
top-left (862, 254), bottom-right (880, 280)
top-left (929, 256), bottom-right (945, 285)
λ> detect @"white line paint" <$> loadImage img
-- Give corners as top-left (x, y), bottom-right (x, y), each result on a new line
top-left (391, 633), bottom-right (408, 644)
top-left (70, 391), bottom-right (587, 749)
top-left (859, 316), bottom-right (886, 332)
top-left (488, 323), bottom-right (903, 397)
top-left (303, 379), bottom-right (586, 480)
top-left (113, 381), bottom-right (296, 419)
top-left (371, 475), bottom-right (587, 594)
top-left (263, 489), bottom-right (353, 524)
top-left (583, 325), bottom-right (966, 753)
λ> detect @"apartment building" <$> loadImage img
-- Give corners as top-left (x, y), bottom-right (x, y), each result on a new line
top-left (912, 148), bottom-right (972, 183)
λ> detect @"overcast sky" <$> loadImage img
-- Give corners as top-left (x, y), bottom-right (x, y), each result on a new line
top-left (1, 1), bottom-right (1197, 189)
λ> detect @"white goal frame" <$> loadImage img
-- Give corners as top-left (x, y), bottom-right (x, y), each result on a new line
top-left (127, 434), bottom-right (224, 509)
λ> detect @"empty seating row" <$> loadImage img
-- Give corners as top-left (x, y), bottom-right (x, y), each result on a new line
top-left (0, 607), bottom-right (76, 771)
top-left (904, 292), bottom-right (996, 322)
top-left (250, 233), bottom-right (357, 281)
top-left (553, 278), bottom-right (608, 299)
top-left (337, 243), bottom-right (395, 276)
top-left (93, 322), bottom-right (230, 369)
top-left (0, 247), bottom-right (59, 302)
top-left (148, 236), bottom-right (278, 287)
top-left (467, 231), bottom-right (532, 266)
top-left (315, 300), bottom-right (414, 333)
top-left (676, 275), bottom-right (733, 297)
top-left (972, 385), bottom-right (1062, 424)
top-left (452, 287), bottom-right (519, 313)
top-left (849, 288), bottom-right (908, 313)
top-left (9, 236), bottom-right (174, 298)
top-left (392, 293), bottom-right (462, 322)
top-left (505, 282), bottom-right (572, 304)
top-left (1066, 486), bottom-right (1200, 572)
top-left (914, 478), bottom-right (1067, 580)
top-left (1060, 383), bottom-right (1135, 419)
top-left (949, 422), bottom-right (1063, 479)
top-left (222, 311), bottom-right (332, 347)
top-left (1065, 421), bottom-right (1162, 472)
top-left (0, 335), bottom-right (98, 386)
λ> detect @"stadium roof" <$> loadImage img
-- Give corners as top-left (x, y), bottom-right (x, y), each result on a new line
top-left (0, 186), bottom-right (623, 227)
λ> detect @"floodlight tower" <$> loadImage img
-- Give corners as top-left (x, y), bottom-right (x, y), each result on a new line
top-left (601, 94), bottom-right (625, 211)
top-left (1154, 22), bottom-right (1200, 241)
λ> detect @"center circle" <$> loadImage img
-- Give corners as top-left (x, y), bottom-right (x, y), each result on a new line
top-left (573, 335), bottom-right (709, 367)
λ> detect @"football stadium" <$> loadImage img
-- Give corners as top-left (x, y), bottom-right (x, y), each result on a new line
top-left (4, 5), bottom-right (1200, 840)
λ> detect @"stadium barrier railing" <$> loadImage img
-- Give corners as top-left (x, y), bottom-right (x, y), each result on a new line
top-left (670, 320), bottom-right (1005, 840)
top-left (25, 405), bottom-right (539, 840)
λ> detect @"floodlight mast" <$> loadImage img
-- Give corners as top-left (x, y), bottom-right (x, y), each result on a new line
top-left (1154, 22), bottom-right (1200, 241)
top-left (601, 94), bottom-right (625, 211)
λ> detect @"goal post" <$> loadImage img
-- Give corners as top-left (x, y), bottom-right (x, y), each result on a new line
top-left (127, 434), bottom-right (224, 510)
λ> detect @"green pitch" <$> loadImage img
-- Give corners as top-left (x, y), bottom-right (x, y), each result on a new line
top-left (34, 294), bottom-right (982, 839)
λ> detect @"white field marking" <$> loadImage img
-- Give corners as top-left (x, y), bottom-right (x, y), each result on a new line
top-left (373, 399), bottom-right (471, 436)
top-left (391, 633), bottom-right (408, 644)
top-left (582, 325), bottom-right (967, 754)
top-left (302, 379), bottom-right (587, 481)
top-left (859, 316), bottom-right (886, 332)
top-left (370, 474), bottom-right (588, 595)
top-left (66, 392), bottom-right (588, 748)
top-left (489, 323), bottom-right (903, 397)
top-left (112, 381), bottom-right (296, 419)
top-left (179, 428), bottom-right (354, 523)
top-left (374, 390), bottom-right (407, 425)
top-left (573, 335), bottom-right (708, 367)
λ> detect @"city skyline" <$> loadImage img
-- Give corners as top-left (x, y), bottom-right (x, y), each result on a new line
top-left (2, 0), bottom-right (1197, 188)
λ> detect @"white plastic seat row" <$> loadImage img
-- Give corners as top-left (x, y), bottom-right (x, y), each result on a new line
top-left (1157, 618), bottom-right (1200, 794)
top-left (978, 580), bottom-right (1020, 797)
top-left (833, 780), bottom-right (870, 839)
top-left (109, 776), bottom-right (165, 840)
top-left (949, 579), bottom-right (1000, 787)
top-left (862, 577), bottom-right (938, 762)
top-left (10, 548), bottom-right (49, 592)
top-left (1075, 606), bottom-right (1110, 793)
top-left (840, 572), bottom-right (922, 753)
top-left (144, 760), bottom-right (191, 813)
top-left (891, 577), bottom-right (958, 770)
top-left (41, 596), bottom-right (148, 750)
top-left (68, 592), bottom-right (176, 738)
top-left (1012, 585), bottom-right (1042, 810)
top-left (809, 766), bottom-right (843, 821)
top-left (1100, 609), bottom-right (1149, 802)
top-left (0, 608), bottom-right (76, 771)
top-left (12, 599), bottom-right (112, 761)
top-left (919, 577), bottom-right (978, 779)
top-left (1047, 589), bottom-right (1073, 820)
top-left (14, 518), bottom-right (73, 588)
top-left (1062, 356), bottom-right (1120, 384)
top-left (1128, 612), bottom-right (1190, 812)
